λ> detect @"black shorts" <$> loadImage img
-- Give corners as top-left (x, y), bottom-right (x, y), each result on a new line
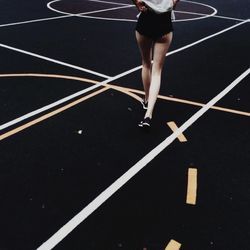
top-left (136, 10), bottom-right (173, 40)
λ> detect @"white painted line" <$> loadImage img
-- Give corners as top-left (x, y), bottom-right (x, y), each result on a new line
top-left (88, 0), bottom-right (131, 6)
top-left (0, 76), bottom-right (112, 131)
top-left (77, 12), bottom-right (245, 23)
top-left (85, 0), bottom-right (244, 22)
top-left (0, 19), bottom-right (248, 131)
top-left (79, 15), bottom-right (137, 22)
top-left (47, 0), bottom-right (134, 16)
top-left (214, 15), bottom-right (245, 22)
top-left (0, 43), bottom-right (110, 79)
top-left (166, 19), bottom-right (249, 56)
top-left (167, 121), bottom-right (187, 142)
top-left (174, 0), bottom-right (217, 22)
top-left (48, 0), bottom-right (216, 22)
top-left (37, 67), bottom-right (250, 250)
top-left (76, 4), bottom-right (134, 16)
top-left (0, 1), bottom-right (242, 28)
top-left (0, 15), bottom-right (75, 28)
top-left (47, 0), bottom-right (73, 15)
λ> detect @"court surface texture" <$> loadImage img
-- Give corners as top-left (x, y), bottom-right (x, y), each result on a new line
top-left (0, 0), bottom-right (249, 249)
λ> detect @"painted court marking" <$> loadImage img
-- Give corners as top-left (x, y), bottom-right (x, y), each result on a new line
top-left (186, 168), bottom-right (198, 205)
top-left (0, 1), bottom-right (244, 29)
top-left (0, 86), bottom-right (109, 141)
top-left (0, 19), bottom-right (248, 131)
top-left (48, 0), bottom-right (218, 23)
top-left (47, 0), bottom-right (134, 16)
top-left (167, 122), bottom-right (187, 142)
top-left (0, 15), bottom-right (75, 28)
top-left (0, 74), bottom-right (141, 140)
top-left (0, 42), bottom-right (110, 79)
top-left (124, 87), bottom-right (250, 117)
top-left (165, 240), bottom-right (182, 250)
top-left (0, 73), bottom-right (249, 141)
top-left (37, 68), bottom-right (250, 250)
top-left (0, 73), bottom-right (250, 142)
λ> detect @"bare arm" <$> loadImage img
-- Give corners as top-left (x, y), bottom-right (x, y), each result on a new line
top-left (132, 0), bottom-right (148, 12)
top-left (173, 0), bottom-right (180, 9)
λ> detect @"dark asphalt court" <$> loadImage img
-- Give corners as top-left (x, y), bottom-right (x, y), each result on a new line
top-left (0, 0), bottom-right (249, 249)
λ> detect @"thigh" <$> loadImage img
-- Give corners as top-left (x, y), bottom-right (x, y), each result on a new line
top-left (136, 30), bottom-right (153, 64)
top-left (153, 32), bottom-right (173, 69)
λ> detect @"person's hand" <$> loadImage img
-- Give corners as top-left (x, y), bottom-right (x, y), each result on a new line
top-left (172, 0), bottom-right (180, 9)
top-left (135, 0), bottom-right (148, 12)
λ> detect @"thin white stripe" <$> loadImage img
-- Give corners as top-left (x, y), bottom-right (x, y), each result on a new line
top-left (0, 19), bottom-right (248, 131)
top-left (213, 15), bottom-right (245, 22)
top-left (37, 67), bottom-right (250, 250)
top-left (80, 15), bottom-right (137, 22)
top-left (0, 43), bottom-right (110, 79)
top-left (0, 1), bottom-right (243, 28)
top-left (167, 19), bottom-right (249, 56)
top-left (88, 0), bottom-right (132, 6)
top-left (76, 4), bottom-right (134, 16)
top-left (47, 0), bottom-right (134, 16)
top-left (77, 13), bottom-right (245, 23)
top-left (85, 0), bottom-right (244, 23)
top-left (0, 15), bottom-right (74, 28)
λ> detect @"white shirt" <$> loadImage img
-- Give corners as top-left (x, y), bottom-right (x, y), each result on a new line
top-left (143, 0), bottom-right (174, 13)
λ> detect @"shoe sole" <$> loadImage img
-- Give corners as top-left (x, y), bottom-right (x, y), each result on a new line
top-left (138, 122), bottom-right (150, 128)
top-left (140, 100), bottom-right (148, 110)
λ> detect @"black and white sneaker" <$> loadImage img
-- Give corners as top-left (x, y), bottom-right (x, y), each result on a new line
top-left (140, 99), bottom-right (148, 110)
top-left (138, 117), bottom-right (151, 128)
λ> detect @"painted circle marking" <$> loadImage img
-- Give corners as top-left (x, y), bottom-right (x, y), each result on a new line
top-left (47, 0), bottom-right (217, 22)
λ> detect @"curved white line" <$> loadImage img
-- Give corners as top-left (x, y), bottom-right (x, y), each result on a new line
top-left (47, 0), bottom-right (69, 15)
top-left (175, 0), bottom-right (217, 22)
top-left (47, 0), bottom-right (134, 16)
top-left (47, 0), bottom-right (217, 22)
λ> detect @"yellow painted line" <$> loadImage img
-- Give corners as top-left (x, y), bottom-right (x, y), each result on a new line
top-left (1, 73), bottom-right (249, 141)
top-left (165, 239), bottom-right (182, 250)
top-left (0, 74), bottom-right (143, 141)
top-left (0, 87), bottom-right (108, 141)
top-left (1, 73), bottom-right (249, 117)
top-left (0, 73), bottom-right (99, 85)
top-left (167, 121), bottom-right (187, 142)
top-left (124, 87), bottom-right (250, 117)
top-left (186, 168), bottom-right (198, 205)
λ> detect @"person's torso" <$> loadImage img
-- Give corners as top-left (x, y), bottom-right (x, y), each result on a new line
top-left (143, 0), bottom-right (174, 13)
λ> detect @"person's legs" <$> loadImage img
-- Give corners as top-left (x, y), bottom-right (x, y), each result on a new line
top-left (135, 31), bottom-right (153, 102)
top-left (144, 32), bottom-right (173, 119)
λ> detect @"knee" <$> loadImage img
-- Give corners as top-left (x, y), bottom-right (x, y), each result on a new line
top-left (142, 60), bottom-right (151, 70)
top-left (152, 64), bottom-right (163, 74)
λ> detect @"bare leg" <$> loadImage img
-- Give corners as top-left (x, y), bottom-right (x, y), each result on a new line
top-left (135, 31), bottom-right (153, 102)
top-left (144, 32), bottom-right (173, 119)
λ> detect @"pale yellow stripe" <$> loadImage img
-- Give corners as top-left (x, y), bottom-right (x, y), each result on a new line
top-left (1, 73), bottom-right (249, 117)
top-left (0, 73), bottom-right (142, 103)
top-left (0, 74), bottom-right (143, 141)
top-left (0, 87), bottom-right (109, 141)
top-left (165, 239), bottom-right (182, 250)
top-left (1, 73), bottom-right (248, 141)
top-left (186, 168), bottom-right (198, 205)
top-left (0, 73), bottom-right (99, 85)
top-left (125, 87), bottom-right (250, 117)
top-left (167, 121), bottom-right (187, 142)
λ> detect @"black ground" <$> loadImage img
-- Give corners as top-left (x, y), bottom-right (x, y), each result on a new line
top-left (0, 0), bottom-right (249, 249)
